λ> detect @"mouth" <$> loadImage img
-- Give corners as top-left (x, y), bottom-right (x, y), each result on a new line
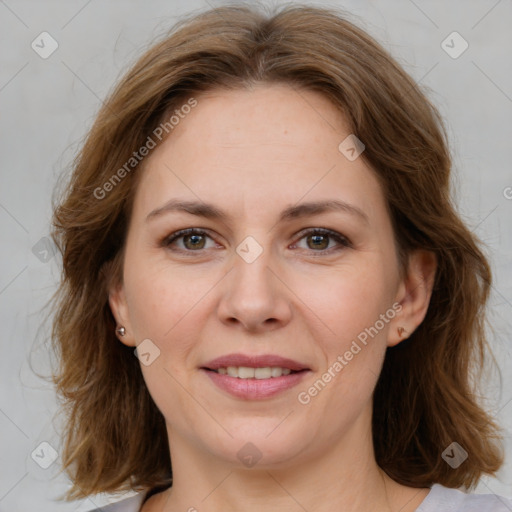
top-left (200, 354), bottom-right (311, 399)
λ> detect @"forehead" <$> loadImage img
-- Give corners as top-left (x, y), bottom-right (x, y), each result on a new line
top-left (172, 84), bottom-right (350, 153)
top-left (131, 84), bottom-right (386, 226)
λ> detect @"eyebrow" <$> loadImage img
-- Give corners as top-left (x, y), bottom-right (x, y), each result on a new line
top-left (146, 199), bottom-right (369, 225)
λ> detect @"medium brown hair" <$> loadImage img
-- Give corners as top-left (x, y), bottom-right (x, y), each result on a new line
top-left (48, 3), bottom-right (503, 501)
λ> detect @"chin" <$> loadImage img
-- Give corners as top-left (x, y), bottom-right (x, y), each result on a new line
top-left (206, 422), bottom-right (311, 468)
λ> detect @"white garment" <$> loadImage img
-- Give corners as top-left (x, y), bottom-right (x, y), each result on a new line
top-left (87, 483), bottom-right (512, 511)
top-left (416, 483), bottom-right (512, 511)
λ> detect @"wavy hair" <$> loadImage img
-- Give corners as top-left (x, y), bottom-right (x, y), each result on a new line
top-left (48, 3), bottom-right (503, 501)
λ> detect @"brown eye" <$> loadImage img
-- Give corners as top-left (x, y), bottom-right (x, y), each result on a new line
top-left (307, 233), bottom-right (330, 250)
top-left (293, 228), bottom-right (351, 253)
top-left (182, 233), bottom-right (206, 250)
top-left (163, 228), bottom-right (215, 252)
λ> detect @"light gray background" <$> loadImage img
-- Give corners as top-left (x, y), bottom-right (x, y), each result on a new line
top-left (1, 0), bottom-right (511, 510)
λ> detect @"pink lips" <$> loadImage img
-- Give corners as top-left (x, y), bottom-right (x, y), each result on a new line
top-left (201, 353), bottom-right (310, 400)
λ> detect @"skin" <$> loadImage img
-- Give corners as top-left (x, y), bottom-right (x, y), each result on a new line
top-left (109, 84), bottom-right (437, 512)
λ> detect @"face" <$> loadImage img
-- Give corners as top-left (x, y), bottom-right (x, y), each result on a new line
top-left (109, 84), bottom-right (434, 470)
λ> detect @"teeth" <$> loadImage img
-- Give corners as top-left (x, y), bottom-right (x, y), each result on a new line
top-left (271, 367), bottom-right (283, 377)
top-left (226, 366), bottom-right (238, 377)
top-left (216, 366), bottom-right (293, 379)
top-left (255, 367), bottom-right (271, 379)
top-left (238, 366), bottom-right (255, 379)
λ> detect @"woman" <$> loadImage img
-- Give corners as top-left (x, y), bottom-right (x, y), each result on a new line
top-left (49, 4), bottom-right (512, 511)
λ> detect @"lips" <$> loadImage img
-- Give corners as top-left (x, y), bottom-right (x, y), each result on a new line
top-left (202, 353), bottom-right (310, 372)
top-left (200, 353), bottom-right (311, 399)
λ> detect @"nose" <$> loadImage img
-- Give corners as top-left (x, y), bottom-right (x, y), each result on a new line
top-left (217, 244), bottom-right (293, 333)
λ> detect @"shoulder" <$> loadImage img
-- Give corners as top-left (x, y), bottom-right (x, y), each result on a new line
top-left (417, 483), bottom-right (512, 512)
top-left (85, 492), bottom-right (147, 512)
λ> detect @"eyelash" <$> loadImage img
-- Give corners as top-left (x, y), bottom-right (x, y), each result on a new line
top-left (161, 227), bottom-right (352, 256)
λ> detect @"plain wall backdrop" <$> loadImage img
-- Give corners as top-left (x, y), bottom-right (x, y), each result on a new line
top-left (0, 0), bottom-right (511, 510)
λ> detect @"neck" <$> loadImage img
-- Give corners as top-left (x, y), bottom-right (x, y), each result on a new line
top-left (148, 407), bottom-right (428, 512)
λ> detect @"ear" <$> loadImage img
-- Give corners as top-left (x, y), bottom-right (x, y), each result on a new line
top-left (388, 249), bottom-right (437, 347)
top-left (108, 282), bottom-right (136, 347)
top-left (102, 257), bottom-right (137, 348)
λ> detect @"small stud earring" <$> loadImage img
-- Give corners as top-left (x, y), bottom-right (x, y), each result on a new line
top-left (397, 326), bottom-right (407, 338)
top-left (116, 326), bottom-right (126, 336)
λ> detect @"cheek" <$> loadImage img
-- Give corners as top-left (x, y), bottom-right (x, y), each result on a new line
top-left (125, 258), bottom-right (210, 338)
top-left (293, 259), bottom-right (394, 405)
top-left (295, 259), bottom-right (393, 342)
top-left (128, 270), bottom-right (203, 422)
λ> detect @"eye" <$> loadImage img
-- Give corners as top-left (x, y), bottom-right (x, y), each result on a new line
top-left (291, 228), bottom-right (351, 253)
top-left (162, 228), bottom-right (217, 252)
top-left (161, 227), bottom-right (351, 255)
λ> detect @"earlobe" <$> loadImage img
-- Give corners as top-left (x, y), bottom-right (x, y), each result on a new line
top-left (388, 249), bottom-right (437, 347)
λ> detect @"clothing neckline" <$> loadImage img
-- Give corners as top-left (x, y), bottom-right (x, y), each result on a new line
top-left (416, 483), bottom-right (440, 509)
top-left (135, 484), bottom-right (441, 511)
top-left (120, 482), bottom-right (451, 511)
